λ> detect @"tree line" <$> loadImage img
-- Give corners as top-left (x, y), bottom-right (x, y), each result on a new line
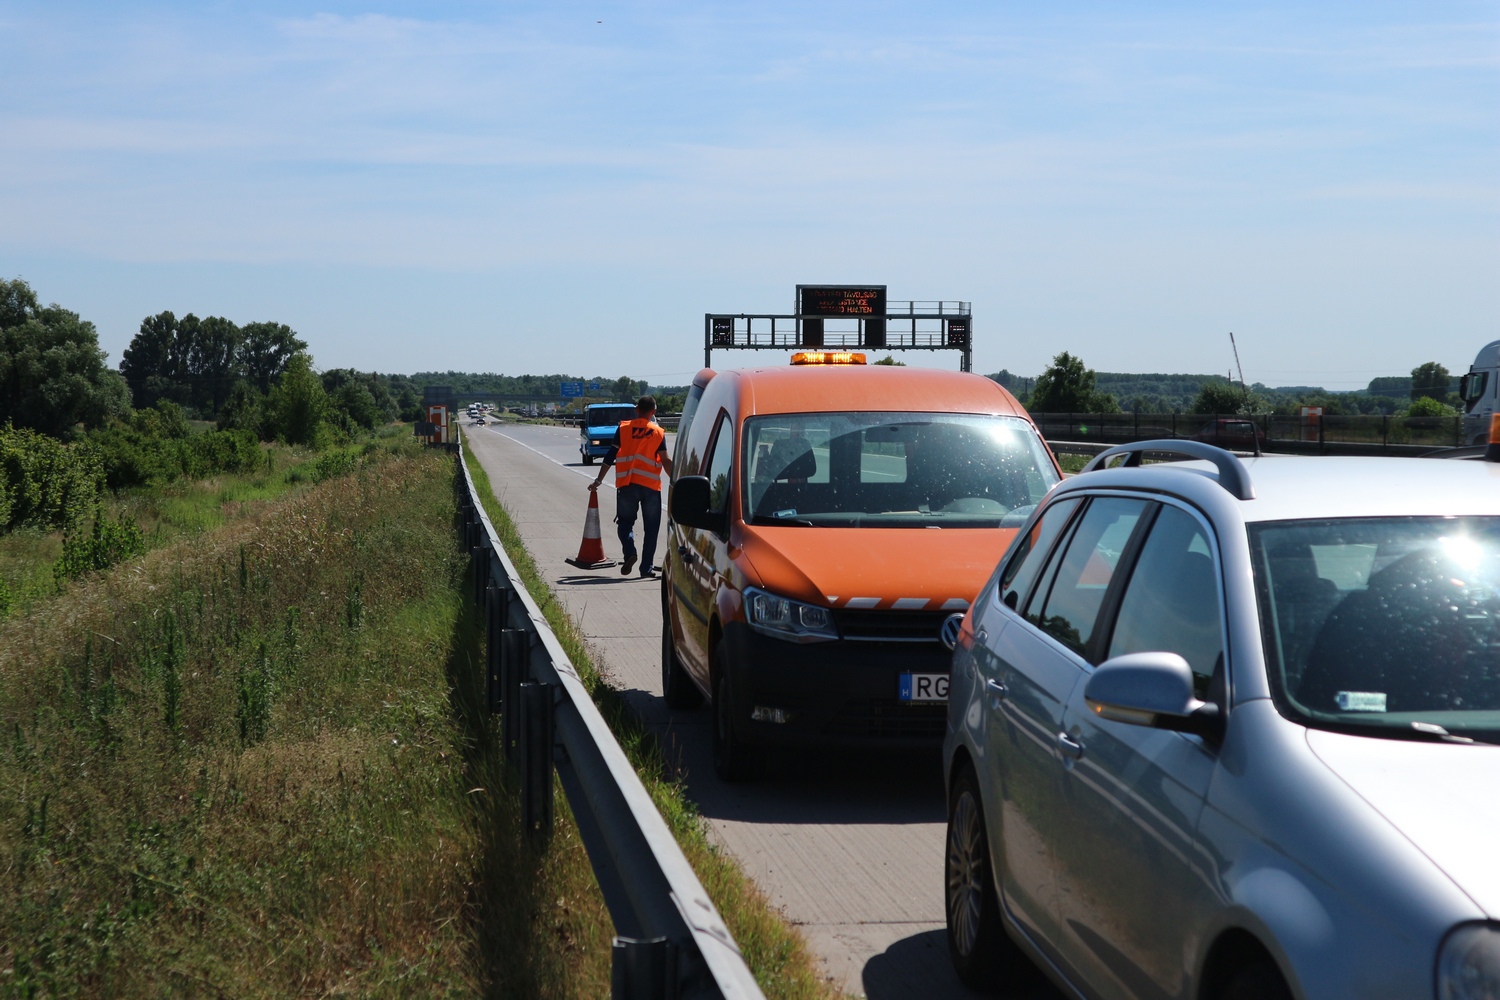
top-left (991, 353), bottom-right (1467, 417)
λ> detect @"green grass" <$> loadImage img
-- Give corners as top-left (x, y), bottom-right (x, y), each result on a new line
top-left (462, 440), bottom-right (837, 1000)
top-left (0, 444), bottom-right (491, 996)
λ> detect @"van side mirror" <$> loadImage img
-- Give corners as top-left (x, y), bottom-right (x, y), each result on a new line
top-left (1083, 652), bottom-right (1224, 742)
top-left (670, 476), bottom-right (726, 534)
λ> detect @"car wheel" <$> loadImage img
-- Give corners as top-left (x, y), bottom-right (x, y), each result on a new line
top-left (947, 763), bottom-right (1028, 991)
top-left (582, 453), bottom-right (594, 466)
top-left (711, 641), bottom-right (756, 782)
top-left (1219, 961), bottom-right (1292, 1000)
top-left (662, 613), bottom-right (702, 710)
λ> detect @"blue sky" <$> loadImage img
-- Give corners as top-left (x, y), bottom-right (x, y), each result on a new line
top-left (2, 1), bottom-right (1497, 388)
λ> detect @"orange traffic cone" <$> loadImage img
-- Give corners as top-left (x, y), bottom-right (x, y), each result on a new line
top-left (566, 490), bottom-right (617, 569)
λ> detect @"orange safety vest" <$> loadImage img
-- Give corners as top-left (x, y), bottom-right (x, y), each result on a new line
top-left (614, 418), bottom-right (667, 490)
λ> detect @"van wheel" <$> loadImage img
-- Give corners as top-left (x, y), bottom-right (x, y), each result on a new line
top-left (582, 453), bottom-right (594, 466)
top-left (947, 763), bottom-right (1029, 990)
top-left (712, 642), bottom-right (756, 783)
top-left (662, 616), bottom-right (702, 710)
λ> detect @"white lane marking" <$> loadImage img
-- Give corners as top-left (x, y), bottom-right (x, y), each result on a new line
top-left (892, 597), bottom-right (929, 610)
top-left (845, 597), bottom-right (881, 609)
top-left (492, 427), bottom-right (669, 509)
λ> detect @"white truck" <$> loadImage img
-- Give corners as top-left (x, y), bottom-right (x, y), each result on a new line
top-left (1460, 340), bottom-right (1500, 445)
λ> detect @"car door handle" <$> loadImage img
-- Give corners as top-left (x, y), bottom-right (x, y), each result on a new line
top-left (1056, 732), bottom-right (1085, 760)
top-left (984, 678), bottom-right (1007, 708)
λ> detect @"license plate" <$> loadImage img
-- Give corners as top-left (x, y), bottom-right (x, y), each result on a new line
top-left (899, 673), bottom-right (949, 702)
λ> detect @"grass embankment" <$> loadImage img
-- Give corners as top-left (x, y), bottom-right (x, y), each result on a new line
top-left (0, 433), bottom-right (395, 619)
top-left (463, 446), bottom-right (835, 1000)
top-left (0, 438), bottom-right (611, 997)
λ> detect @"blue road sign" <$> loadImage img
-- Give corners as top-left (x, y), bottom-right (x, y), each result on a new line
top-left (588, 380), bottom-right (601, 392)
top-left (560, 381), bottom-right (585, 398)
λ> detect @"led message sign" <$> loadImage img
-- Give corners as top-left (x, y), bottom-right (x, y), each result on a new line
top-left (797, 285), bottom-right (887, 318)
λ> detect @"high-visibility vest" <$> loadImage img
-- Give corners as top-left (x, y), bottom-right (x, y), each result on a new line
top-left (614, 418), bottom-right (666, 490)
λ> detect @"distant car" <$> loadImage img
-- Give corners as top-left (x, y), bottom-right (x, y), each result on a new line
top-left (945, 441), bottom-right (1500, 1000)
top-left (1192, 417), bottom-right (1266, 451)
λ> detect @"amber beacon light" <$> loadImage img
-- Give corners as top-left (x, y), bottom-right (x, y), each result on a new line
top-left (790, 351), bottom-right (867, 366)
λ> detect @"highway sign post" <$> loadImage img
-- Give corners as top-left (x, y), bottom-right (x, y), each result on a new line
top-left (706, 283), bottom-right (973, 371)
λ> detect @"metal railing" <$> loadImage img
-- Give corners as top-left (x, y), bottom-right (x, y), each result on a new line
top-left (455, 432), bottom-right (764, 1000)
top-left (1032, 411), bottom-right (1465, 455)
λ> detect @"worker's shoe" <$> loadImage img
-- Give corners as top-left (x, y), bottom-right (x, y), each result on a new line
top-left (639, 564), bottom-right (655, 578)
top-left (621, 554), bottom-right (637, 575)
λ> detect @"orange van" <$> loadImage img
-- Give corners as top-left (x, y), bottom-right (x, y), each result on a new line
top-left (661, 354), bottom-right (1061, 780)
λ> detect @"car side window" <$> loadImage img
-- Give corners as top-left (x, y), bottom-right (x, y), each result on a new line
top-left (998, 497), bottom-right (1082, 611)
top-left (705, 413), bottom-right (734, 514)
top-left (1026, 498), bottom-right (1148, 657)
top-left (1107, 505), bottom-right (1224, 697)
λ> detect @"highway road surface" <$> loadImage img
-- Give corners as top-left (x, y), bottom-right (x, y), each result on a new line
top-left (465, 420), bottom-right (1062, 1000)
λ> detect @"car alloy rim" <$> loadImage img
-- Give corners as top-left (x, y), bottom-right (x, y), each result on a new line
top-left (947, 789), bottom-right (984, 956)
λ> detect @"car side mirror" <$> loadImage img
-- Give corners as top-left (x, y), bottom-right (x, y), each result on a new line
top-left (670, 476), bottom-right (726, 534)
top-left (1084, 652), bottom-right (1224, 742)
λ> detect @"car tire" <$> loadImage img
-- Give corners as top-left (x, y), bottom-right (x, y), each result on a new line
top-left (662, 613), bottom-right (702, 710)
top-left (711, 641), bottom-right (756, 783)
top-left (1219, 961), bottom-right (1292, 1000)
top-left (947, 763), bottom-right (1028, 991)
top-left (582, 453), bottom-right (594, 466)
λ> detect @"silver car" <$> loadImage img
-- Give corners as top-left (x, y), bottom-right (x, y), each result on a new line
top-left (944, 441), bottom-right (1500, 999)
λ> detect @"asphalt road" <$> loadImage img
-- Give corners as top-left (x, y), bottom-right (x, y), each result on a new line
top-left (465, 420), bottom-right (1062, 1000)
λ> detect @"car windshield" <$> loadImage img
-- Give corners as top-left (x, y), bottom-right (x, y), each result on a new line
top-left (741, 412), bottom-right (1058, 528)
top-left (1251, 517), bottom-right (1500, 743)
top-left (588, 406), bottom-right (636, 428)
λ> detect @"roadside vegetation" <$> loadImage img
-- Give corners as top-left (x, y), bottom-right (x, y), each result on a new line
top-left (463, 443), bottom-right (835, 1000)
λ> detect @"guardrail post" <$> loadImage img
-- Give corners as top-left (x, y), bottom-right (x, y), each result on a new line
top-left (611, 937), bottom-right (678, 1000)
top-left (519, 680), bottom-right (555, 847)
top-left (485, 582), bottom-right (509, 714)
top-left (473, 542), bottom-right (488, 605)
top-left (500, 629), bottom-right (528, 757)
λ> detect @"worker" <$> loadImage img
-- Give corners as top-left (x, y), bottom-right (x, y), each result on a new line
top-left (589, 395), bottom-right (674, 577)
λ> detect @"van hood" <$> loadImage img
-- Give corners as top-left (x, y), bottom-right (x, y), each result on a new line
top-left (736, 525), bottom-right (1018, 612)
top-left (1308, 729), bottom-right (1500, 916)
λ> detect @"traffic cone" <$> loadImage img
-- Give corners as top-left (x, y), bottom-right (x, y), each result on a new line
top-left (566, 490), bottom-right (617, 569)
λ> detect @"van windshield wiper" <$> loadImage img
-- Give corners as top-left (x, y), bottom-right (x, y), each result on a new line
top-left (749, 514), bottom-right (815, 527)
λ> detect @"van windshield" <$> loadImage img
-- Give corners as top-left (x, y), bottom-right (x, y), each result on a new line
top-left (587, 405), bottom-right (637, 429)
top-left (741, 412), bottom-right (1058, 528)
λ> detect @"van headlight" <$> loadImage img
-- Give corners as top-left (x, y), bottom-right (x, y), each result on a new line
top-left (1438, 923), bottom-right (1500, 1000)
top-left (745, 587), bottom-right (838, 643)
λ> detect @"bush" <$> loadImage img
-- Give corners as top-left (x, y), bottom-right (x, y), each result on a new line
top-left (311, 449), bottom-right (358, 483)
top-left (0, 423), bottom-right (102, 533)
top-left (1405, 395), bottom-right (1456, 419)
top-left (84, 425), bottom-right (263, 490)
top-left (54, 509), bottom-right (146, 581)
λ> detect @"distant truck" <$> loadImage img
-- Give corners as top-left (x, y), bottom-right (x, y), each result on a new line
top-left (1460, 340), bottom-right (1500, 446)
top-left (579, 402), bottom-right (639, 465)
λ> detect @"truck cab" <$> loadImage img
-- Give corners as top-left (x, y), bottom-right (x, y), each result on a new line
top-left (1461, 340), bottom-right (1500, 446)
top-left (579, 402), bottom-right (639, 465)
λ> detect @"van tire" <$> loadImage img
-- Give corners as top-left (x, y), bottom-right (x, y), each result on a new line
top-left (582, 453), bottom-right (594, 465)
top-left (712, 642), bottom-right (757, 783)
top-left (662, 616), bottom-right (702, 710)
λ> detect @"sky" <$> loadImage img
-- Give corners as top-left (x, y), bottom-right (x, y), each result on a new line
top-left (2, 1), bottom-right (1497, 390)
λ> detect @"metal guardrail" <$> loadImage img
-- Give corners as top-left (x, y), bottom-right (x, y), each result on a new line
top-left (455, 432), bottom-right (764, 1000)
top-left (1032, 411), bottom-right (1465, 455)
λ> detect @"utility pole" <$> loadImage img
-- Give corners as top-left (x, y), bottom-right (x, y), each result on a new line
top-left (1229, 332), bottom-right (1249, 399)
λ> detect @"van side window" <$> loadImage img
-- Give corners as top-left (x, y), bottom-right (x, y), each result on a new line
top-left (705, 414), bottom-right (734, 513)
top-left (674, 384), bottom-right (706, 472)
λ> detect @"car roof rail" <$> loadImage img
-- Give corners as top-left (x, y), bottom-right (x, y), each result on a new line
top-left (1079, 440), bottom-right (1256, 501)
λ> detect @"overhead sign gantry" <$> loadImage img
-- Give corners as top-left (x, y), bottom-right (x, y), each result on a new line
top-left (705, 284), bottom-right (973, 371)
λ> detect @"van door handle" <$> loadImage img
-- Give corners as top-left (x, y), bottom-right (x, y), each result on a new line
top-left (984, 678), bottom-right (1007, 709)
top-left (1056, 732), bottom-right (1085, 760)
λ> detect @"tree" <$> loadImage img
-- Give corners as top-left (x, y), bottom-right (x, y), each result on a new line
top-left (0, 278), bottom-right (131, 438)
top-left (120, 311), bottom-right (244, 416)
top-left (1191, 380), bottom-right (1251, 415)
top-left (1028, 352), bottom-right (1119, 413)
top-left (238, 322), bottom-right (307, 394)
top-left (264, 353), bottom-right (328, 446)
top-left (1410, 362), bottom-right (1451, 403)
top-left (872, 355), bottom-right (906, 366)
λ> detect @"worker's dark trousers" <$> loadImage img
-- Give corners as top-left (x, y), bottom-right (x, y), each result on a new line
top-left (615, 484), bottom-right (662, 572)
